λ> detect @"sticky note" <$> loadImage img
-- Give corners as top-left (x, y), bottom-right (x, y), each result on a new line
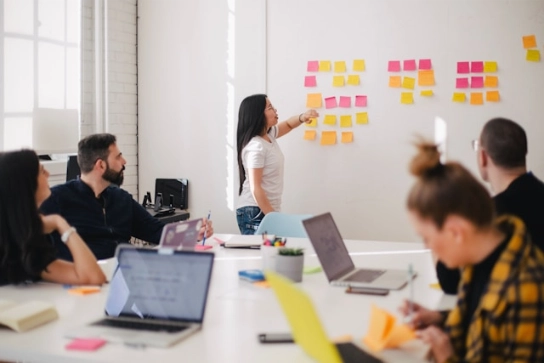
top-left (484, 61), bottom-right (498, 73)
top-left (325, 96), bottom-right (337, 109)
top-left (66, 338), bottom-right (107, 351)
top-left (389, 76), bottom-right (401, 88)
top-left (347, 74), bottom-right (360, 85)
top-left (452, 92), bottom-right (466, 103)
top-left (471, 61), bottom-right (484, 73)
top-left (470, 92), bottom-right (484, 105)
top-left (304, 75), bottom-right (317, 87)
top-left (363, 305), bottom-right (416, 352)
top-left (417, 70), bottom-right (435, 86)
top-left (319, 60), bottom-right (331, 71)
top-left (341, 132), bottom-right (353, 143)
top-left (339, 96), bottom-right (351, 108)
top-left (303, 130), bottom-right (316, 140)
top-left (526, 49), bottom-right (541, 62)
top-left (420, 90), bottom-right (433, 97)
top-left (353, 59), bottom-right (365, 71)
top-left (340, 115), bottom-right (352, 128)
top-left (334, 61), bottom-right (347, 73)
top-left (486, 90), bottom-right (500, 102)
top-left (523, 35), bottom-right (537, 49)
top-left (456, 78), bottom-right (469, 89)
top-left (403, 59), bottom-right (417, 71)
top-left (68, 286), bottom-right (101, 295)
top-left (305, 117), bottom-right (317, 127)
top-left (333, 75), bottom-right (345, 87)
top-left (457, 61), bottom-right (470, 74)
top-left (307, 60), bottom-right (319, 72)
top-left (401, 92), bottom-right (414, 104)
top-left (303, 266), bottom-right (322, 274)
top-left (429, 282), bottom-right (441, 290)
top-left (320, 131), bottom-right (336, 145)
top-left (356, 112), bottom-right (368, 124)
top-left (323, 114), bottom-right (337, 125)
top-left (252, 281), bottom-right (270, 288)
top-left (418, 59), bottom-right (432, 70)
top-left (388, 60), bottom-right (401, 72)
top-left (471, 76), bottom-right (484, 88)
top-left (306, 93), bottom-right (322, 108)
top-left (402, 77), bottom-right (415, 90)
top-left (355, 95), bottom-right (367, 107)
top-left (484, 75), bottom-right (498, 88)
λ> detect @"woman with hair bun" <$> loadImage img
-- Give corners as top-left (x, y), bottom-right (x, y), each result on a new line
top-left (398, 141), bottom-right (544, 363)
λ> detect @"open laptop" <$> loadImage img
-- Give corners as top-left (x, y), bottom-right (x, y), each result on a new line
top-left (266, 271), bottom-right (383, 363)
top-left (66, 245), bottom-right (214, 348)
top-left (303, 213), bottom-right (413, 290)
top-left (159, 219), bottom-right (202, 249)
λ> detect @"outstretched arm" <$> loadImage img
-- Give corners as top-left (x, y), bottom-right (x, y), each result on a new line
top-left (277, 109), bottom-right (319, 138)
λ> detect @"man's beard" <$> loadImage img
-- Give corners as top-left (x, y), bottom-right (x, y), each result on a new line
top-left (103, 164), bottom-right (125, 186)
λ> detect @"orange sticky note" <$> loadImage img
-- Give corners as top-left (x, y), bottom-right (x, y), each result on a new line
top-left (484, 76), bottom-right (498, 88)
top-left (333, 75), bottom-right (345, 87)
top-left (363, 305), bottom-right (416, 352)
top-left (353, 59), bottom-right (366, 71)
top-left (470, 92), bottom-right (484, 105)
top-left (320, 131), bottom-right (336, 145)
top-left (417, 70), bottom-right (435, 86)
top-left (356, 112), bottom-right (368, 125)
top-left (400, 92), bottom-right (414, 104)
top-left (303, 130), bottom-right (316, 140)
top-left (402, 77), bottom-right (415, 90)
top-left (252, 281), bottom-right (270, 288)
top-left (341, 132), bottom-right (353, 143)
top-left (305, 117), bottom-right (317, 127)
top-left (452, 92), bottom-right (466, 103)
top-left (334, 61), bottom-right (347, 73)
top-left (522, 35), bottom-right (537, 49)
top-left (68, 286), bottom-right (101, 295)
top-left (319, 60), bottom-right (331, 71)
top-left (323, 114), bottom-right (336, 125)
top-left (306, 93), bottom-right (322, 108)
top-left (389, 76), bottom-right (401, 88)
top-left (347, 74), bottom-right (360, 85)
top-left (486, 90), bottom-right (500, 102)
top-left (340, 115), bottom-right (352, 128)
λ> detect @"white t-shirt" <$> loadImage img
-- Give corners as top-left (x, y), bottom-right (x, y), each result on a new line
top-left (237, 126), bottom-right (284, 211)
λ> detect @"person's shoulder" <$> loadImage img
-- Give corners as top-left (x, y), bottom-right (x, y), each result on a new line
top-left (244, 137), bottom-right (266, 151)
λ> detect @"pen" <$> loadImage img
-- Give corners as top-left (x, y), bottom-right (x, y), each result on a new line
top-left (408, 263), bottom-right (414, 322)
top-left (202, 210), bottom-right (211, 246)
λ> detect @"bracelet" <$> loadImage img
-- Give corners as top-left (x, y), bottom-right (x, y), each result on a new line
top-left (298, 113), bottom-right (305, 123)
top-left (61, 227), bottom-right (77, 244)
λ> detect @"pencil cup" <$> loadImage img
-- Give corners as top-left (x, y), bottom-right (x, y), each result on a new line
top-left (261, 246), bottom-right (279, 271)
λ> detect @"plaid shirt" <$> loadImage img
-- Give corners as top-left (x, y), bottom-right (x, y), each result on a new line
top-left (444, 216), bottom-right (544, 363)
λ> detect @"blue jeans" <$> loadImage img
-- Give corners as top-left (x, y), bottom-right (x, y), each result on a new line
top-left (236, 206), bottom-right (264, 235)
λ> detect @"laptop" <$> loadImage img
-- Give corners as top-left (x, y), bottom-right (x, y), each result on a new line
top-left (65, 245), bottom-right (214, 348)
top-left (303, 213), bottom-right (413, 290)
top-left (158, 219), bottom-right (202, 249)
top-left (266, 271), bottom-right (383, 363)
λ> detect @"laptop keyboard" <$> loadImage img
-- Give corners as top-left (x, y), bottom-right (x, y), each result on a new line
top-left (92, 319), bottom-right (188, 333)
top-left (344, 269), bottom-right (386, 283)
top-left (336, 342), bottom-right (383, 363)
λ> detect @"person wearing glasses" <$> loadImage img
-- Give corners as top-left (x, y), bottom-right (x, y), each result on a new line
top-left (436, 118), bottom-right (544, 294)
top-left (236, 94), bottom-right (318, 234)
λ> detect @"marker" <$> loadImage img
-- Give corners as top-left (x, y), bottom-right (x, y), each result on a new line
top-left (202, 210), bottom-right (211, 246)
top-left (408, 263), bottom-right (414, 322)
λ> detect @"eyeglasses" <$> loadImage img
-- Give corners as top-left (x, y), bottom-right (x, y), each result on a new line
top-left (471, 139), bottom-right (479, 151)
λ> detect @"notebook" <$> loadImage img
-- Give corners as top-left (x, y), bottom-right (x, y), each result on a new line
top-left (303, 213), bottom-right (413, 290)
top-left (65, 245), bottom-right (214, 348)
top-left (266, 271), bottom-right (383, 363)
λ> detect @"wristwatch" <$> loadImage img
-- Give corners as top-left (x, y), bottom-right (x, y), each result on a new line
top-left (61, 227), bottom-right (77, 243)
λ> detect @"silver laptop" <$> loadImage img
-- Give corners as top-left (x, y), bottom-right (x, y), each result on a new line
top-left (159, 219), bottom-right (202, 249)
top-left (302, 213), bottom-right (413, 290)
top-left (66, 245), bottom-right (214, 348)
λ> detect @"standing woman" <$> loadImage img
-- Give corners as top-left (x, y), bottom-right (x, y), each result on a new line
top-left (236, 94), bottom-right (318, 234)
top-left (0, 150), bottom-right (106, 285)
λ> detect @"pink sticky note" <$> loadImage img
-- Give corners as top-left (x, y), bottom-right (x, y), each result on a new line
top-left (355, 95), bottom-right (367, 107)
top-left (457, 62), bottom-right (470, 74)
top-left (456, 78), bottom-right (469, 89)
top-left (419, 59), bottom-right (432, 70)
top-left (304, 75), bottom-right (317, 87)
top-left (339, 96), bottom-right (351, 108)
top-left (471, 76), bottom-right (484, 88)
top-left (388, 60), bottom-right (401, 72)
top-left (325, 96), bottom-right (337, 109)
top-left (195, 245), bottom-right (213, 251)
top-left (66, 338), bottom-right (107, 351)
top-left (403, 59), bottom-right (417, 71)
top-left (471, 61), bottom-right (484, 73)
top-left (307, 61), bottom-right (319, 72)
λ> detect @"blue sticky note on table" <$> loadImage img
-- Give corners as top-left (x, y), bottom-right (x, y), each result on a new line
top-left (239, 269), bottom-right (265, 282)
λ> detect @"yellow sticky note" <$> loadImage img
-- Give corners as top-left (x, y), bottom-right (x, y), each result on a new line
top-left (341, 132), bottom-right (353, 143)
top-left (402, 77), bottom-right (415, 90)
top-left (333, 75), bottom-right (345, 87)
top-left (323, 115), bottom-right (336, 125)
top-left (452, 92), bottom-right (466, 103)
top-left (484, 61), bottom-right (498, 73)
top-left (353, 59), bottom-right (366, 72)
top-left (420, 90), bottom-right (433, 97)
top-left (470, 92), bottom-right (484, 105)
top-left (484, 75), bottom-right (498, 88)
top-left (429, 282), bottom-right (441, 290)
top-left (389, 76), bottom-right (401, 88)
top-left (306, 93), bottom-right (322, 108)
top-left (347, 75), bottom-right (360, 85)
top-left (400, 92), bottom-right (414, 104)
top-left (356, 112), bottom-right (368, 124)
top-left (340, 115), bottom-right (352, 128)
top-left (486, 90), bottom-right (500, 102)
top-left (303, 130), bottom-right (317, 141)
top-left (523, 34), bottom-right (537, 49)
top-left (305, 117), bottom-right (317, 127)
top-left (334, 61), bottom-right (347, 73)
top-left (320, 131), bottom-right (336, 145)
top-left (526, 49), bottom-right (541, 62)
top-left (319, 60), bottom-right (331, 71)
top-left (417, 70), bottom-right (435, 86)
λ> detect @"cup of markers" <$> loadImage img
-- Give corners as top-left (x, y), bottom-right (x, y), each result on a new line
top-left (261, 234), bottom-right (287, 271)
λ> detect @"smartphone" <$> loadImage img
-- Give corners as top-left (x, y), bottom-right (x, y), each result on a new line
top-left (345, 286), bottom-right (389, 296)
top-left (258, 333), bottom-right (294, 343)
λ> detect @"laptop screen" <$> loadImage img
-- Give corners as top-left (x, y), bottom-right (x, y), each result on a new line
top-left (303, 213), bottom-right (355, 281)
top-left (105, 247), bottom-right (214, 323)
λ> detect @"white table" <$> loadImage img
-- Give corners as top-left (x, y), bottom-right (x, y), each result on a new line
top-left (0, 235), bottom-right (455, 363)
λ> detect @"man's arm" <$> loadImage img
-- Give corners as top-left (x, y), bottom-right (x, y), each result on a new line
top-left (130, 198), bottom-right (165, 244)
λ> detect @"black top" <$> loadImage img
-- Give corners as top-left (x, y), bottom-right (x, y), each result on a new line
top-left (437, 172), bottom-right (544, 294)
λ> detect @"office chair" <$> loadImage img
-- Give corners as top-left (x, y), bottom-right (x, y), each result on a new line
top-left (255, 212), bottom-right (313, 238)
top-left (66, 155), bottom-right (81, 181)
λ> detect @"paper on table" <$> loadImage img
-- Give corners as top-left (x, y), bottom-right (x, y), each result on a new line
top-left (363, 305), bottom-right (416, 352)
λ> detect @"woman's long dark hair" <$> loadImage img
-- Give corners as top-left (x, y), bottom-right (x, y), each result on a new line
top-left (0, 150), bottom-right (55, 283)
top-left (236, 94), bottom-right (268, 195)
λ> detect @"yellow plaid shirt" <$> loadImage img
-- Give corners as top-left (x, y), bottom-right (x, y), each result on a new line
top-left (444, 216), bottom-right (544, 362)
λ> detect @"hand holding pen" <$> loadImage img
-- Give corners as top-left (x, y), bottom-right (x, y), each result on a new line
top-left (398, 300), bottom-right (444, 330)
top-left (201, 211), bottom-right (212, 246)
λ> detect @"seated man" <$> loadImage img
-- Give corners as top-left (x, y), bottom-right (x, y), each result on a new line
top-left (437, 118), bottom-right (544, 294)
top-left (40, 133), bottom-right (213, 260)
